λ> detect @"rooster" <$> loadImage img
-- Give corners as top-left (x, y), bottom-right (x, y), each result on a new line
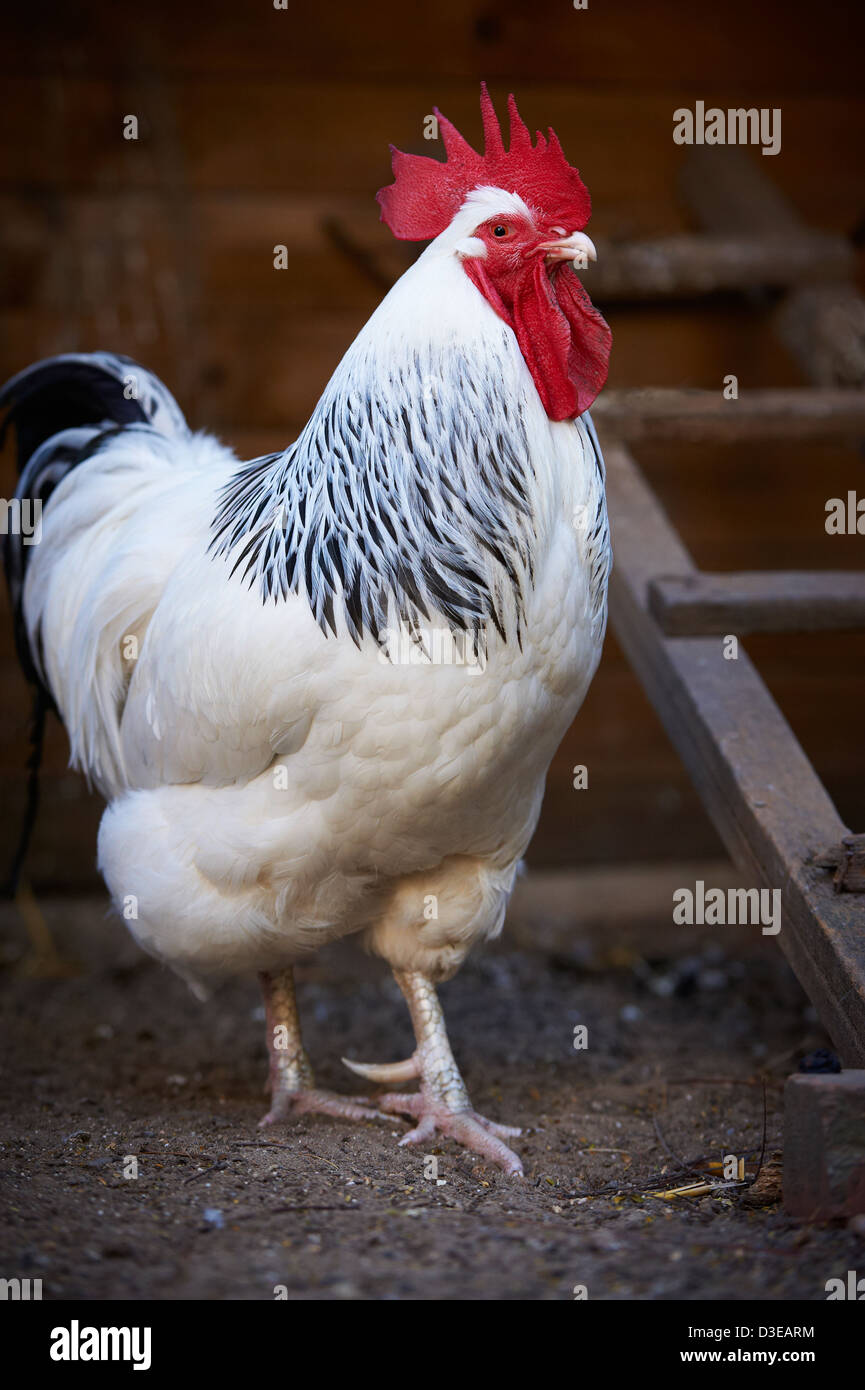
top-left (2, 86), bottom-right (611, 1175)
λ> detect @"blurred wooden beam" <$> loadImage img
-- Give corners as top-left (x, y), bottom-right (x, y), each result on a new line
top-left (681, 147), bottom-right (865, 387)
top-left (648, 571), bottom-right (865, 635)
top-left (583, 230), bottom-right (854, 302)
top-left (593, 387), bottom-right (865, 442)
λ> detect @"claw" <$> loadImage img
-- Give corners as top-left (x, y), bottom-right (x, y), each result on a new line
top-left (398, 1114), bottom-right (438, 1147)
top-left (341, 1055), bottom-right (420, 1084)
top-left (378, 1091), bottom-right (524, 1176)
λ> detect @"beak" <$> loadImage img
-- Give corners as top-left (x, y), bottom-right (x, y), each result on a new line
top-left (538, 230), bottom-right (598, 266)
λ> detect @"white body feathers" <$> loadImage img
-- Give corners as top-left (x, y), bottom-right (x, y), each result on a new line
top-left (22, 215), bottom-right (610, 990)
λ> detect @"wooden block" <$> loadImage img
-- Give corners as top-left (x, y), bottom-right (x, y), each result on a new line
top-left (784, 1072), bottom-right (865, 1219)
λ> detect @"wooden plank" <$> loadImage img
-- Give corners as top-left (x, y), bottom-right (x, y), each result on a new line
top-left (4, 0), bottom-right (864, 90)
top-left (778, 285), bottom-right (865, 390)
top-left (0, 80), bottom-right (683, 207)
top-left (649, 571), bottom-right (865, 635)
top-left (604, 436), bottom-right (865, 1066)
top-left (4, 79), bottom-right (865, 222)
top-left (583, 232), bottom-right (854, 302)
top-left (593, 388), bottom-right (865, 443)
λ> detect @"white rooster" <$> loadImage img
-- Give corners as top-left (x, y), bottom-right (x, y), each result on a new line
top-left (2, 87), bottom-right (611, 1175)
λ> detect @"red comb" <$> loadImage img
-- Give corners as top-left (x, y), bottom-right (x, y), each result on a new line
top-left (377, 84), bottom-right (592, 242)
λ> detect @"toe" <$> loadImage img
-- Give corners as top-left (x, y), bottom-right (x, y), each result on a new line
top-left (448, 1115), bottom-right (524, 1176)
top-left (260, 1088), bottom-right (390, 1126)
top-left (398, 1114), bottom-right (438, 1147)
top-left (377, 1091), bottom-right (423, 1118)
top-left (376, 1092), bottom-right (524, 1175)
top-left (292, 1089), bottom-right (388, 1123)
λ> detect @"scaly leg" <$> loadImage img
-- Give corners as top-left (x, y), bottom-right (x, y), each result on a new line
top-left (259, 968), bottom-right (384, 1127)
top-left (343, 968), bottom-right (524, 1175)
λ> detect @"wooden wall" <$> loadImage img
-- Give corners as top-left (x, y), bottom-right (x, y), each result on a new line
top-left (1, 0), bottom-right (863, 887)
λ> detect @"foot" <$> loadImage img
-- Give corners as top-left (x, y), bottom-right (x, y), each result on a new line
top-left (259, 1086), bottom-right (385, 1128)
top-left (258, 968), bottom-right (387, 1129)
top-left (343, 967), bottom-right (524, 1177)
top-left (377, 1087), bottom-right (524, 1176)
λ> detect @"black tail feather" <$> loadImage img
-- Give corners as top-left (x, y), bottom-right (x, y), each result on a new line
top-left (0, 351), bottom-right (186, 471)
top-left (1, 352), bottom-right (188, 682)
top-left (0, 351), bottom-right (188, 891)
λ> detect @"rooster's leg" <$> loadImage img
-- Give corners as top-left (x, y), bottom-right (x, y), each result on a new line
top-left (259, 968), bottom-right (383, 1126)
top-left (343, 968), bottom-right (523, 1175)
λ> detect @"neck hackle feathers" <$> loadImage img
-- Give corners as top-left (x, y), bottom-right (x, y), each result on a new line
top-left (377, 84), bottom-right (592, 242)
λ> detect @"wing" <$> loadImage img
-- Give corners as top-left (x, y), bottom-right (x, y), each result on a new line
top-left (23, 427), bottom-right (241, 795)
top-left (118, 546), bottom-right (333, 789)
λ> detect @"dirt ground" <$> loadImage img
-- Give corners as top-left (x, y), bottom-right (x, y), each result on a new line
top-left (1, 885), bottom-right (862, 1302)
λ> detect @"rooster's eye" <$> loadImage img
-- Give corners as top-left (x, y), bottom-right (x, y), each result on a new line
top-left (492, 224), bottom-right (509, 238)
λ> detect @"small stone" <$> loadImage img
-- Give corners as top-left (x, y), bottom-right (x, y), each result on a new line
top-left (798, 1049), bottom-right (841, 1074)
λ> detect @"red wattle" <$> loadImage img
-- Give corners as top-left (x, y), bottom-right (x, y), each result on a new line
top-left (465, 258), bottom-right (611, 422)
